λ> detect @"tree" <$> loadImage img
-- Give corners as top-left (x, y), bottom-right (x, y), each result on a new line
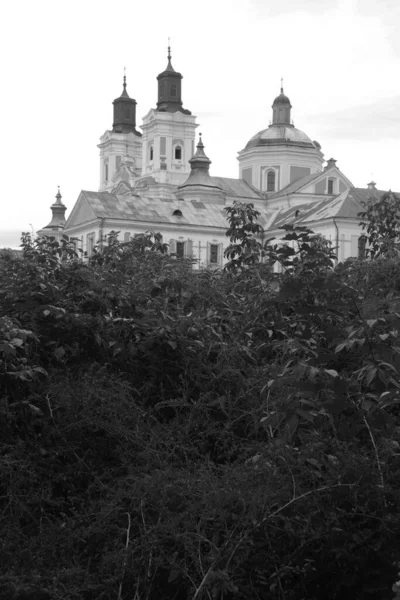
top-left (359, 191), bottom-right (400, 259)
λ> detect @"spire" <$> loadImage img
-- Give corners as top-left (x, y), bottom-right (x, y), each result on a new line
top-left (271, 81), bottom-right (292, 126)
top-left (157, 44), bottom-right (191, 114)
top-left (189, 133), bottom-right (211, 169)
top-left (121, 67), bottom-right (129, 98)
top-left (55, 186), bottom-right (63, 204)
top-left (112, 70), bottom-right (141, 135)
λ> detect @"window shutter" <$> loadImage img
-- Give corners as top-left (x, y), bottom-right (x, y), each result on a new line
top-left (186, 239), bottom-right (193, 258)
top-left (169, 239), bottom-right (177, 255)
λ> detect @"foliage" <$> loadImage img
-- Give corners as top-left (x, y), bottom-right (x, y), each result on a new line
top-left (1, 209), bottom-right (400, 599)
top-left (359, 191), bottom-right (400, 259)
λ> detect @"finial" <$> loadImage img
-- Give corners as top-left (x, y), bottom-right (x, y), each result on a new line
top-left (280, 77), bottom-right (284, 94)
top-left (123, 66), bottom-right (126, 90)
top-left (55, 186), bottom-right (62, 204)
top-left (168, 38), bottom-right (171, 61)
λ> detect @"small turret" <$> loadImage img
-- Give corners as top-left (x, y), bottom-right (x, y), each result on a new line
top-left (178, 135), bottom-right (223, 195)
top-left (37, 187), bottom-right (67, 239)
top-left (272, 79), bottom-right (292, 126)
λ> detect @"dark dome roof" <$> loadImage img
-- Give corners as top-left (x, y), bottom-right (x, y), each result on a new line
top-left (272, 90), bottom-right (291, 106)
top-left (244, 125), bottom-right (316, 150)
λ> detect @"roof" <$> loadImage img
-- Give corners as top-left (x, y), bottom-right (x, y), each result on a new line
top-left (213, 177), bottom-right (263, 199)
top-left (269, 171), bottom-right (323, 197)
top-left (348, 187), bottom-right (400, 205)
top-left (79, 190), bottom-right (270, 230)
top-left (268, 190), bottom-right (364, 229)
top-left (245, 125), bottom-right (316, 150)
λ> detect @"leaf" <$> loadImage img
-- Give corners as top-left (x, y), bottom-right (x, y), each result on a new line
top-left (366, 319), bottom-right (377, 327)
top-left (54, 347), bottom-right (65, 360)
top-left (10, 338), bottom-right (23, 347)
top-left (365, 367), bottom-right (377, 386)
top-left (306, 458), bottom-right (322, 470)
top-left (335, 342), bottom-right (347, 353)
top-left (296, 408), bottom-right (314, 422)
top-left (43, 309), bottom-right (51, 316)
top-left (325, 369), bottom-right (338, 377)
top-left (168, 568), bottom-right (181, 583)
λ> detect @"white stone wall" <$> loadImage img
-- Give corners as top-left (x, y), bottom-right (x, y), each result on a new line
top-left (140, 109), bottom-right (198, 186)
top-left (238, 145), bottom-right (324, 192)
top-left (98, 131), bottom-right (142, 192)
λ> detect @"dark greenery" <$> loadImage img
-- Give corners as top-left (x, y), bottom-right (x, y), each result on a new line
top-left (1, 207), bottom-right (400, 600)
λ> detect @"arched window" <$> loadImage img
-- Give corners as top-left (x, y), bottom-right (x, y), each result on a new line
top-left (174, 146), bottom-right (182, 160)
top-left (149, 146), bottom-right (154, 161)
top-left (267, 170), bottom-right (275, 192)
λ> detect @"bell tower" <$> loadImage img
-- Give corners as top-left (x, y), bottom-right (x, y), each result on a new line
top-left (140, 45), bottom-right (197, 185)
top-left (98, 73), bottom-right (142, 191)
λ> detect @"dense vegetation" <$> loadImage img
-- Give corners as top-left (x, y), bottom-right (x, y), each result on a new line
top-left (1, 200), bottom-right (400, 599)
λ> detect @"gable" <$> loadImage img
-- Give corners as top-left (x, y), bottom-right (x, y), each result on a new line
top-left (299, 169), bottom-right (352, 195)
top-left (64, 192), bottom-right (97, 230)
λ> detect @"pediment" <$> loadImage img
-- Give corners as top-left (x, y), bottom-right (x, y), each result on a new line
top-left (64, 192), bottom-right (97, 230)
top-left (301, 167), bottom-right (353, 195)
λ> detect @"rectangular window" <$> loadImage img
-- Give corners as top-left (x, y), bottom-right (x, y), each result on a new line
top-left (116, 155), bottom-right (121, 171)
top-left (105, 163), bottom-right (109, 182)
top-left (87, 233), bottom-right (95, 257)
top-left (358, 235), bottom-right (366, 259)
top-left (328, 179), bottom-right (334, 194)
top-left (210, 244), bottom-right (219, 264)
top-left (176, 241), bottom-right (185, 259)
top-left (171, 84), bottom-right (177, 97)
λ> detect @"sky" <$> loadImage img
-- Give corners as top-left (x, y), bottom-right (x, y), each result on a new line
top-left (1, 0), bottom-right (400, 246)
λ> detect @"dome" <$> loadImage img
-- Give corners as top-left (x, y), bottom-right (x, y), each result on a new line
top-left (245, 125), bottom-right (318, 150)
top-left (272, 91), bottom-right (291, 106)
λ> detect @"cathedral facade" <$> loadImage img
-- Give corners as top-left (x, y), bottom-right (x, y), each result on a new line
top-left (39, 48), bottom-right (392, 266)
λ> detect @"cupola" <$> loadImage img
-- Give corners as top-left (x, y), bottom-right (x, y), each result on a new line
top-left (38, 187), bottom-right (67, 238)
top-left (112, 74), bottom-right (141, 135)
top-left (156, 44), bottom-right (191, 114)
top-left (179, 135), bottom-right (221, 190)
top-left (272, 81), bottom-right (292, 126)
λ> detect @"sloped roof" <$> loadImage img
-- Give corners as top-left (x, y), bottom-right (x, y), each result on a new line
top-left (269, 171), bottom-right (323, 197)
top-left (213, 177), bottom-right (263, 199)
top-left (79, 190), bottom-right (270, 230)
top-left (268, 190), bottom-right (364, 229)
top-left (348, 187), bottom-right (400, 205)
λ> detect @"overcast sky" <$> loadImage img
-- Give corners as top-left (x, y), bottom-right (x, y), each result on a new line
top-left (1, 0), bottom-right (400, 245)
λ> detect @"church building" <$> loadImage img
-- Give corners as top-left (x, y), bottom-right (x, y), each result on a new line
top-left (38, 48), bottom-right (395, 266)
